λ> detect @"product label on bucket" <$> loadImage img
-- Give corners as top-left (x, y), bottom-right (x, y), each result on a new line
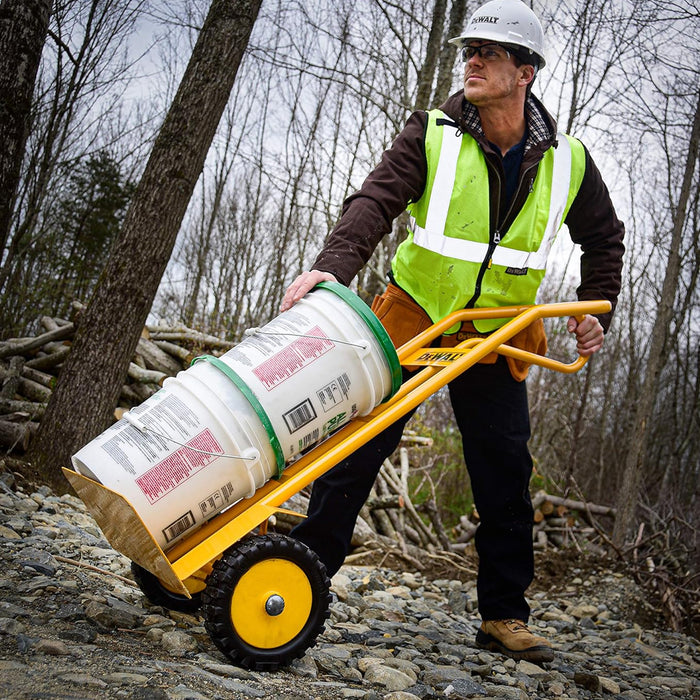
top-left (198, 481), bottom-right (236, 518)
top-left (317, 373), bottom-right (351, 412)
top-left (282, 398), bottom-right (317, 434)
top-left (252, 325), bottom-right (333, 390)
top-left (101, 394), bottom-right (201, 474)
top-left (224, 312), bottom-right (319, 367)
top-left (135, 428), bottom-right (224, 504)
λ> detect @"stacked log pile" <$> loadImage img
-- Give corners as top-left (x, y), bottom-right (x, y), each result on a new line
top-left (531, 491), bottom-right (617, 554)
top-left (0, 311), bottom-right (237, 452)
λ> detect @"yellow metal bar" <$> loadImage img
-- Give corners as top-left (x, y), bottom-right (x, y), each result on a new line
top-left (171, 504), bottom-right (280, 580)
top-left (492, 344), bottom-right (588, 373)
top-left (169, 300), bottom-right (610, 580)
top-left (395, 301), bottom-right (608, 362)
top-left (403, 339), bottom-right (588, 373)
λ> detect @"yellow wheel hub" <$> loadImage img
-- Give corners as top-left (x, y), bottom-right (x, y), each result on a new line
top-left (230, 558), bottom-right (312, 649)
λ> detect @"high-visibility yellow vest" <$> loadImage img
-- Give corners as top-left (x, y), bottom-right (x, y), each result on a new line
top-left (392, 109), bottom-right (586, 332)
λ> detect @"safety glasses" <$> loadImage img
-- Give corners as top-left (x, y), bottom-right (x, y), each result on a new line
top-left (460, 42), bottom-right (512, 62)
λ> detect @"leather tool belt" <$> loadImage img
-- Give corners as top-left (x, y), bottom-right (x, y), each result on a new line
top-left (371, 283), bottom-right (547, 382)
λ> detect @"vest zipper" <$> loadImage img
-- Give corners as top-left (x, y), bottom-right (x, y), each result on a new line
top-left (465, 157), bottom-right (538, 309)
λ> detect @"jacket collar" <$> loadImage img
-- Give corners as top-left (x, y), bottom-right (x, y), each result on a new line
top-left (438, 90), bottom-right (557, 155)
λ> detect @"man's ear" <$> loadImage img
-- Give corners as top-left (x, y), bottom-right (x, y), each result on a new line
top-left (519, 64), bottom-right (536, 88)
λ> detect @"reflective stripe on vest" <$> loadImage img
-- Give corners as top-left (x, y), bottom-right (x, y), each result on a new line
top-left (410, 125), bottom-right (573, 271)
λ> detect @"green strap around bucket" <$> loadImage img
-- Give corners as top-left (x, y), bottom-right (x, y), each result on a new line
top-left (191, 355), bottom-right (285, 478)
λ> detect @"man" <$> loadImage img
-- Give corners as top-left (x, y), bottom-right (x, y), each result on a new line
top-left (281, 0), bottom-right (624, 662)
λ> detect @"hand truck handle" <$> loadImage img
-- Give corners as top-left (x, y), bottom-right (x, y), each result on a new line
top-left (397, 300), bottom-right (611, 372)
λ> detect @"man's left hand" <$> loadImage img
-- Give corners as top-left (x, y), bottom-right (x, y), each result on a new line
top-left (567, 314), bottom-right (604, 356)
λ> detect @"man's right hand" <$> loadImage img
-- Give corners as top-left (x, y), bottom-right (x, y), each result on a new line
top-left (281, 270), bottom-right (338, 312)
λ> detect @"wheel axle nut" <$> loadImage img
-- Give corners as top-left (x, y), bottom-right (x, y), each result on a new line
top-left (265, 594), bottom-right (285, 616)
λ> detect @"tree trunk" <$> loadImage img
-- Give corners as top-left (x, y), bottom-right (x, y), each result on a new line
top-left (0, 0), bottom-right (52, 256)
top-left (431, 0), bottom-right (469, 108)
top-left (415, 0), bottom-right (447, 109)
top-left (613, 90), bottom-right (700, 545)
top-left (565, 360), bottom-right (592, 482)
top-left (29, 0), bottom-right (262, 489)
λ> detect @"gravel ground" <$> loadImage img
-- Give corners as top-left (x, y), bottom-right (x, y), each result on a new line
top-left (1, 474), bottom-right (699, 700)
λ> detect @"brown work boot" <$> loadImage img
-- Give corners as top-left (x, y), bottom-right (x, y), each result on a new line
top-left (476, 619), bottom-right (554, 662)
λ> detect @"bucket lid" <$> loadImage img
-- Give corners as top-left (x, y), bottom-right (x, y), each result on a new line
top-left (315, 281), bottom-right (402, 400)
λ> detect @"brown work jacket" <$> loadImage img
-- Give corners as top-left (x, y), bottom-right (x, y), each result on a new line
top-left (313, 91), bottom-right (625, 379)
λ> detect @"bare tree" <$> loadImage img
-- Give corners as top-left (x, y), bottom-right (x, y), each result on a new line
top-left (29, 0), bottom-right (263, 488)
top-left (0, 0), bottom-right (52, 259)
top-left (0, 0), bottom-right (152, 336)
top-left (157, 0), bottom-right (444, 325)
top-left (613, 91), bottom-right (700, 544)
top-left (432, 0), bottom-right (469, 108)
top-left (542, 0), bottom-right (636, 134)
top-left (415, 0), bottom-right (447, 108)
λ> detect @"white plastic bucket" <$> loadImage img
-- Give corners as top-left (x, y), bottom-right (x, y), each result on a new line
top-left (71, 282), bottom-right (401, 549)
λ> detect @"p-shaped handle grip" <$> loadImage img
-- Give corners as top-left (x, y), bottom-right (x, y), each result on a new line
top-left (493, 312), bottom-right (591, 373)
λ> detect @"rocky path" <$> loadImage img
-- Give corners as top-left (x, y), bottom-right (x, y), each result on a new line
top-left (1, 479), bottom-right (698, 700)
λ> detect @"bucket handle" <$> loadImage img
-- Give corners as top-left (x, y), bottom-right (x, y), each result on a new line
top-left (123, 411), bottom-right (260, 463)
top-left (244, 328), bottom-right (371, 351)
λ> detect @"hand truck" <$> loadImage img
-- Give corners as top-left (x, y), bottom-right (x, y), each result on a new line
top-left (63, 299), bottom-right (611, 671)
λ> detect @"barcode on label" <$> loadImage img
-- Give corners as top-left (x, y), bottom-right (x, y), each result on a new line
top-left (163, 510), bottom-right (195, 543)
top-left (283, 398), bottom-right (317, 434)
top-left (338, 372), bottom-right (350, 392)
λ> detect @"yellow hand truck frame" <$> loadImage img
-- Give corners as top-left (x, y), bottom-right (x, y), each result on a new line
top-left (63, 299), bottom-right (610, 670)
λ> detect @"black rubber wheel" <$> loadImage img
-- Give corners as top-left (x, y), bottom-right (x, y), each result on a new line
top-left (202, 534), bottom-right (331, 671)
top-left (130, 561), bottom-right (203, 614)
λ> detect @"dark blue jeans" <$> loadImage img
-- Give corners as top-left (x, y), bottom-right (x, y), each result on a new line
top-left (291, 356), bottom-right (534, 622)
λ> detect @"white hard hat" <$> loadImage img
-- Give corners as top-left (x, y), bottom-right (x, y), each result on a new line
top-left (449, 0), bottom-right (546, 68)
